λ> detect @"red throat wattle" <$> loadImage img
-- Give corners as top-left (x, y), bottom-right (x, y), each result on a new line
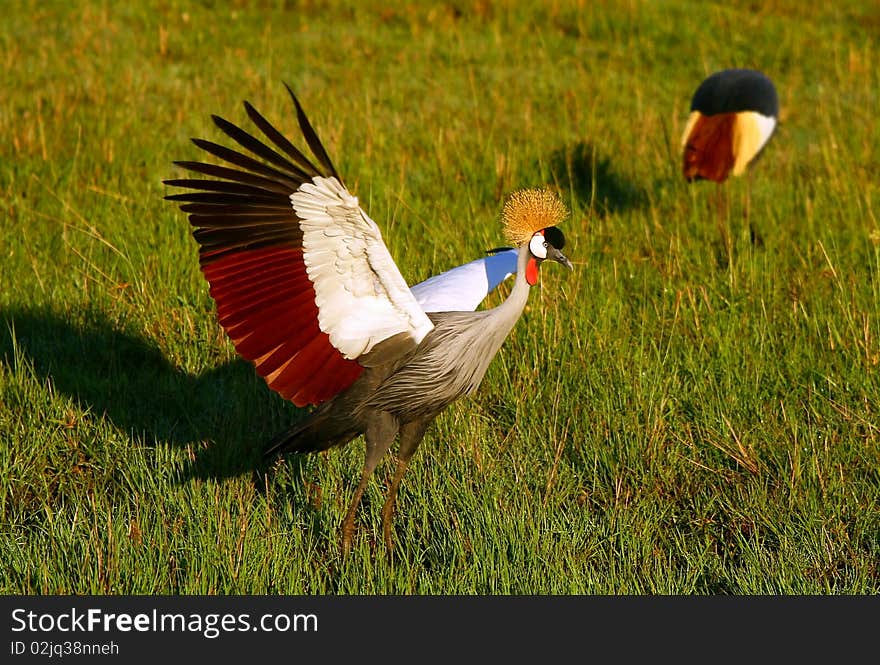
top-left (526, 257), bottom-right (539, 285)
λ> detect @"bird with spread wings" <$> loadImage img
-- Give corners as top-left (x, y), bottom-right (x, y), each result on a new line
top-left (165, 85), bottom-right (572, 552)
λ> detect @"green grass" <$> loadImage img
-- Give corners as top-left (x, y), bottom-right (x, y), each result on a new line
top-left (1, 0), bottom-right (878, 594)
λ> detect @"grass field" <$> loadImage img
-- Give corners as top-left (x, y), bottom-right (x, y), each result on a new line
top-left (1, 0), bottom-right (878, 594)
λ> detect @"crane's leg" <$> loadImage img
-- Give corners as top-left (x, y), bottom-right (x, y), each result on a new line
top-left (341, 411), bottom-right (398, 555)
top-left (714, 181), bottom-right (735, 280)
top-left (381, 418), bottom-right (431, 551)
top-left (745, 169), bottom-right (752, 226)
top-left (746, 170), bottom-right (763, 247)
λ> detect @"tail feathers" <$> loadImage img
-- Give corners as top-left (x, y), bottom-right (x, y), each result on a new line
top-left (263, 411), bottom-right (357, 460)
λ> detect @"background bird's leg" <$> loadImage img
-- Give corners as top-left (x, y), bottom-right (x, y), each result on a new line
top-left (713, 181), bottom-right (731, 225)
top-left (713, 182), bottom-right (734, 281)
top-left (746, 170), bottom-right (763, 247)
top-left (745, 169), bottom-right (752, 225)
top-left (382, 418), bottom-right (431, 551)
top-left (341, 411), bottom-right (399, 555)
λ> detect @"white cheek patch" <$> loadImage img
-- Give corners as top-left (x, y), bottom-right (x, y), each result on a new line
top-left (529, 233), bottom-right (547, 259)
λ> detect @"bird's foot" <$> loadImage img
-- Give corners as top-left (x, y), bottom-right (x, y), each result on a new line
top-left (381, 489), bottom-right (400, 554)
top-left (381, 511), bottom-right (395, 554)
top-left (341, 513), bottom-right (357, 556)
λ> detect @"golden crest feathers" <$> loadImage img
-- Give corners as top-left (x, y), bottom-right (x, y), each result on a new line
top-left (502, 188), bottom-right (568, 245)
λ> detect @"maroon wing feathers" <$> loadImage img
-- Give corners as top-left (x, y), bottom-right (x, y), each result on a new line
top-left (682, 113), bottom-right (737, 183)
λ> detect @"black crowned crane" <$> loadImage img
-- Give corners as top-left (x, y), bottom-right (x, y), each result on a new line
top-left (165, 85), bottom-right (572, 552)
top-left (681, 68), bottom-right (779, 237)
top-left (681, 68), bottom-right (779, 183)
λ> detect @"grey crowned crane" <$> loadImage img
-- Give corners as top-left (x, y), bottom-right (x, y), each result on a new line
top-left (164, 85), bottom-right (572, 552)
top-left (681, 68), bottom-right (778, 183)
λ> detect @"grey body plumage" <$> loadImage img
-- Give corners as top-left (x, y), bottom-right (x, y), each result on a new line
top-left (267, 244), bottom-right (532, 443)
top-left (266, 236), bottom-right (570, 552)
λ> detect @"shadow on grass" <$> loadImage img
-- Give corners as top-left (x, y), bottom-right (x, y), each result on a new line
top-left (547, 141), bottom-right (648, 216)
top-left (0, 306), bottom-right (310, 484)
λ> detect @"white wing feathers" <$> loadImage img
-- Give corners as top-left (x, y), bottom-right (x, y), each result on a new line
top-left (411, 249), bottom-right (518, 313)
top-left (732, 112), bottom-right (777, 177)
top-left (292, 176), bottom-right (435, 360)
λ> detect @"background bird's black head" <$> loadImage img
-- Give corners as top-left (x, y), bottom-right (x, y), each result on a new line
top-left (691, 68), bottom-right (779, 118)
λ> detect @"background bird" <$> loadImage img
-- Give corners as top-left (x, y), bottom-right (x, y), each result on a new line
top-left (164, 85), bottom-right (572, 552)
top-left (681, 68), bottom-right (779, 184)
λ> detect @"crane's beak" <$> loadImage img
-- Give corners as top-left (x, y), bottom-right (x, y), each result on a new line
top-left (548, 246), bottom-right (573, 271)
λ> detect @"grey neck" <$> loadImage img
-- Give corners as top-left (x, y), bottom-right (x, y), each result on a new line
top-left (487, 243), bottom-right (533, 333)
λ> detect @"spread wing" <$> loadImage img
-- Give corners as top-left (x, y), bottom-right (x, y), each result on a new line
top-left (165, 85), bottom-right (433, 407)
